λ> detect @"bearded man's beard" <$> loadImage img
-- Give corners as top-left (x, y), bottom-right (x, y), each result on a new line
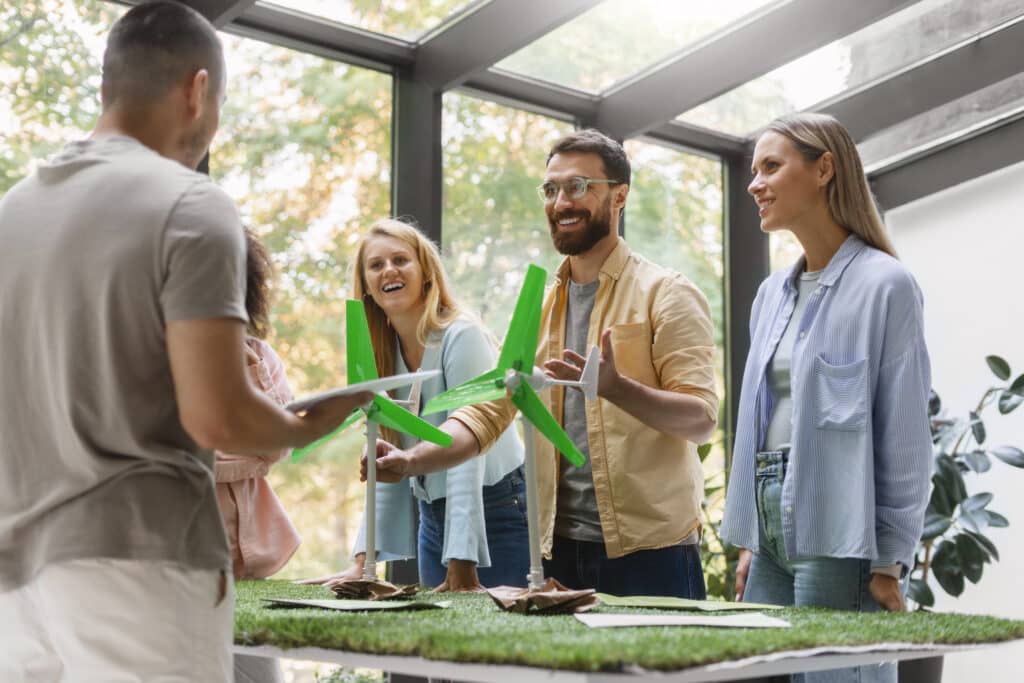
top-left (548, 196), bottom-right (613, 255)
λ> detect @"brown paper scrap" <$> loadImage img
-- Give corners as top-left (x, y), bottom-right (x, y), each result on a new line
top-left (330, 577), bottom-right (418, 601)
top-left (486, 578), bottom-right (599, 614)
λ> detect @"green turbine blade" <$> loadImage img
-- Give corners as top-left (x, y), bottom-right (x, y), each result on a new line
top-left (496, 264), bottom-right (546, 373)
top-left (511, 383), bottom-right (585, 467)
top-left (291, 408), bottom-right (363, 463)
top-left (421, 369), bottom-right (507, 416)
top-left (368, 395), bottom-right (454, 447)
top-left (346, 299), bottom-right (378, 384)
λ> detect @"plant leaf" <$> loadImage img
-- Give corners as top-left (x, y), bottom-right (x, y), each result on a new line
top-left (921, 513), bottom-right (952, 541)
top-left (958, 509), bottom-right (988, 534)
top-left (964, 531), bottom-right (1000, 562)
top-left (969, 411), bottom-right (986, 445)
top-left (907, 578), bottom-right (935, 608)
top-left (985, 510), bottom-right (1009, 528)
top-left (956, 534), bottom-right (985, 583)
top-left (964, 450), bottom-right (992, 473)
top-left (961, 492), bottom-right (993, 513)
top-left (928, 480), bottom-right (953, 517)
top-left (998, 391), bottom-right (1024, 415)
top-left (928, 389), bottom-right (942, 418)
top-left (1011, 373), bottom-right (1024, 394)
top-left (697, 443), bottom-right (712, 461)
top-left (990, 445), bottom-right (1024, 468)
top-left (931, 541), bottom-right (965, 597)
top-left (986, 355), bottom-right (1011, 381)
top-left (935, 454), bottom-right (968, 505)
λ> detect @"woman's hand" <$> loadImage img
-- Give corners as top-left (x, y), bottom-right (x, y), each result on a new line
top-left (361, 438), bottom-right (415, 483)
top-left (735, 548), bottom-right (752, 601)
top-left (431, 559), bottom-right (485, 593)
top-left (869, 573), bottom-right (906, 612)
top-left (294, 553), bottom-right (366, 586)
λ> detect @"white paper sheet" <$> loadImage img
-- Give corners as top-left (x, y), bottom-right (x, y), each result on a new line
top-left (575, 612), bottom-right (791, 629)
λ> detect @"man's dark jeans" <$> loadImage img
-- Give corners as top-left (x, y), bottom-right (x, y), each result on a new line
top-left (544, 535), bottom-right (706, 598)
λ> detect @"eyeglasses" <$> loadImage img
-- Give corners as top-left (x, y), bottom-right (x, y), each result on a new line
top-left (536, 176), bottom-right (620, 203)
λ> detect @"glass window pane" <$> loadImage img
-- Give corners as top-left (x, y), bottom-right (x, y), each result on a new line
top-left (496, 0), bottom-right (778, 94)
top-left (264, 0), bottom-right (484, 41)
top-left (217, 32), bottom-right (393, 578)
top-left (678, 0), bottom-right (1024, 136)
top-left (442, 92), bottom-right (572, 336)
top-left (860, 72), bottom-right (1024, 171)
top-left (1, 0), bottom-right (125, 193)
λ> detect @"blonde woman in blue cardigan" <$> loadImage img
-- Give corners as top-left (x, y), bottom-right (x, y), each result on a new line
top-left (721, 113), bottom-right (932, 683)
top-left (305, 218), bottom-right (528, 591)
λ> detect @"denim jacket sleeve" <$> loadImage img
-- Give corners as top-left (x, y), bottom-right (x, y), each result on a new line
top-left (438, 321), bottom-right (495, 567)
top-left (871, 273), bottom-right (932, 571)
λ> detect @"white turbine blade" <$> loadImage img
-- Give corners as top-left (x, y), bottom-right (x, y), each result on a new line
top-left (579, 345), bottom-right (600, 402)
top-left (286, 369), bottom-right (440, 413)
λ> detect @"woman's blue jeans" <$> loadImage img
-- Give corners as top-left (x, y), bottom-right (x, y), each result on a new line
top-left (417, 466), bottom-right (530, 588)
top-left (743, 450), bottom-right (895, 683)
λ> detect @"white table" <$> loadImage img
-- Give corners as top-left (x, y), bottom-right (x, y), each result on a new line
top-left (235, 639), bottom-right (1014, 682)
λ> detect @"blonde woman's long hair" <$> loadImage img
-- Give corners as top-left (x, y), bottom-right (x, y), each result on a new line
top-left (765, 112), bottom-right (898, 258)
top-left (352, 218), bottom-right (461, 380)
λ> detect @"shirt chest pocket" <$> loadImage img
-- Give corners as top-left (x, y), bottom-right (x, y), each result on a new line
top-left (809, 355), bottom-right (869, 431)
top-left (610, 321), bottom-right (657, 387)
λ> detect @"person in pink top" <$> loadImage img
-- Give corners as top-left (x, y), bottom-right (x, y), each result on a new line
top-left (215, 229), bottom-right (301, 580)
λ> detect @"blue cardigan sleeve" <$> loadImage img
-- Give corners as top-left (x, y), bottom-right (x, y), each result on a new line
top-left (352, 479), bottom-right (417, 562)
top-left (437, 321), bottom-right (498, 567)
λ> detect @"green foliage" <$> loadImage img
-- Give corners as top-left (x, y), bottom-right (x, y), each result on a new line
top-left (911, 356), bottom-right (1024, 609)
top-left (0, 0), bottom-right (124, 193)
top-left (235, 580), bottom-right (1024, 670)
top-left (699, 436), bottom-right (734, 601)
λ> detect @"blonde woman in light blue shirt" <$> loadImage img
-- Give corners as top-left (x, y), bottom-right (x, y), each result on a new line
top-left (722, 113), bottom-right (932, 683)
top-left (304, 218), bottom-right (528, 591)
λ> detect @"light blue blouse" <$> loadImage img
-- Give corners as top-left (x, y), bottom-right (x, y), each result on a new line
top-left (721, 235), bottom-right (932, 572)
top-left (354, 316), bottom-right (524, 567)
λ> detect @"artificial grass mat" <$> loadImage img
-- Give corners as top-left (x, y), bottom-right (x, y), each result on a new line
top-left (236, 580), bottom-right (1024, 673)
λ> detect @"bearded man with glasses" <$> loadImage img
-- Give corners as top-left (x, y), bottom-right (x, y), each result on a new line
top-left (371, 129), bottom-right (719, 598)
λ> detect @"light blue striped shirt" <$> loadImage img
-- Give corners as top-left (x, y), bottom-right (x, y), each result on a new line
top-left (721, 235), bottom-right (932, 571)
top-left (354, 316), bottom-right (524, 567)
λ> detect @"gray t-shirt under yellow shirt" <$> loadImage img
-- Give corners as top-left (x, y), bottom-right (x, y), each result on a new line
top-left (0, 135), bottom-right (247, 590)
top-left (555, 279), bottom-right (604, 543)
top-left (764, 269), bottom-right (822, 451)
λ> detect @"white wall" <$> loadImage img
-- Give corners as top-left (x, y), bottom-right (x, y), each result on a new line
top-left (887, 160), bottom-right (1024, 681)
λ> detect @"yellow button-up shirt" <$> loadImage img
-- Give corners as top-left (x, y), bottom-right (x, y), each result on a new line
top-left (452, 239), bottom-right (719, 559)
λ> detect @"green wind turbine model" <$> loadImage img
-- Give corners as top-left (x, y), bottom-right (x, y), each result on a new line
top-left (288, 299), bottom-right (453, 583)
top-left (423, 264), bottom-right (599, 592)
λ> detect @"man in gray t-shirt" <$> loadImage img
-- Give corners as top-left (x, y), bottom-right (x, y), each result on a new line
top-left (0, 4), bottom-right (366, 680)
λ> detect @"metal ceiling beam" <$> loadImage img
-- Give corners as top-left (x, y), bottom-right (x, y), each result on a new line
top-left (183, 0), bottom-right (257, 27)
top-left (820, 16), bottom-right (1024, 141)
top-left (109, 0), bottom-right (258, 28)
top-left (595, 0), bottom-right (919, 140)
top-left (460, 69), bottom-right (599, 123)
top-left (870, 112), bottom-right (1024, 210)
top-left (231, 3), bottom-right (414, 73)
top-left (645, 121), bottom-right (748, 158)
top-left (414, 0), bottom-right (603, 91)
top-left (459, 72), bottom-right (749, 158)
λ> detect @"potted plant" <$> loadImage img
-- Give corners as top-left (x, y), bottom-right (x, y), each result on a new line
top-left (901, 355), bottom-right (1024, 681)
